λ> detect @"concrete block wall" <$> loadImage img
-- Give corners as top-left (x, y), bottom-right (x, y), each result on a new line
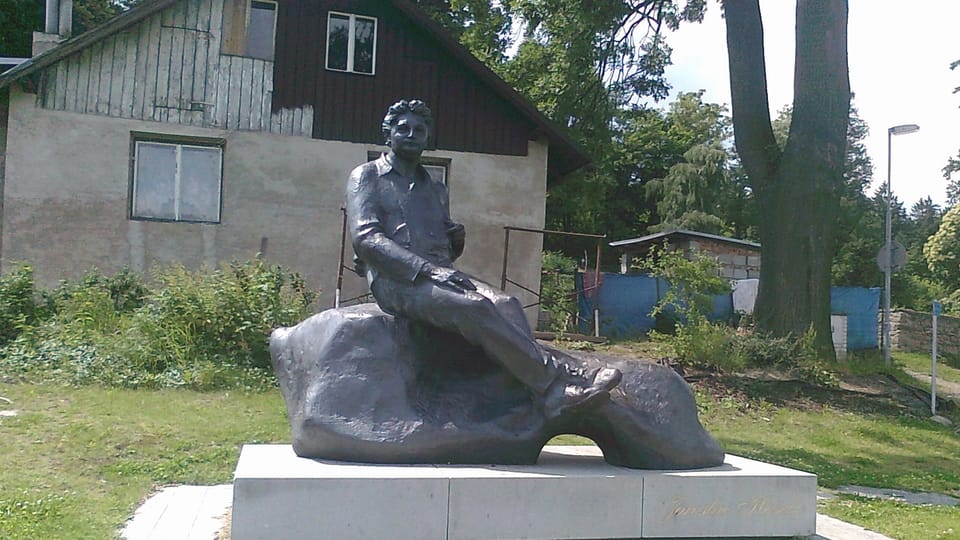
top-left (890, 310), bottom-right (960, 356)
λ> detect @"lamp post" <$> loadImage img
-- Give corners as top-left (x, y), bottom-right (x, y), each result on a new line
top-left (883, 124), bottom-right (920, 365)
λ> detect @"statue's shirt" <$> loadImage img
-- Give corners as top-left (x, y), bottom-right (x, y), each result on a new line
top-left (346, 153), bottom-right (458, 284)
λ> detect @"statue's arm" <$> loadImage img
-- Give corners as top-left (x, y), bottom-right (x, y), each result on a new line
top-left (346, 166), bottom-right (431, 282)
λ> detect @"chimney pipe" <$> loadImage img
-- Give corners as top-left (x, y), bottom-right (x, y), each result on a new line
top-left (58, 0), bottom-right (73, 38)
top-left (44, 0), bottom-right (60, 34)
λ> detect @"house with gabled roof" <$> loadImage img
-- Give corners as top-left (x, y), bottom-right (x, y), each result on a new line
top-left (0, 0), bottom-right (588, 312)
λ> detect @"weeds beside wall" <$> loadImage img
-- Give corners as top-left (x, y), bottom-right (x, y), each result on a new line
top-left (0, 260), bottom-right (315, 390)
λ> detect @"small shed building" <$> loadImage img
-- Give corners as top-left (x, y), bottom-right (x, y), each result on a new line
top-left (610, 228), bottom-right (761, 280)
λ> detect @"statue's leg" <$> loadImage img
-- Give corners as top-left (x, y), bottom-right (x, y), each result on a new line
top-left (371, 277), bottom-right (556, 394)
top-left (470, 280), bottom-right (534, 336)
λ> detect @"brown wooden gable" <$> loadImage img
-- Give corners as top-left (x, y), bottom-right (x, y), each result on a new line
top-left (272, 0), bottom-right (535, 156)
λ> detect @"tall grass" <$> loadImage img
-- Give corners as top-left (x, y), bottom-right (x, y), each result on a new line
top-left (0, 260), bottom-right (316, 390)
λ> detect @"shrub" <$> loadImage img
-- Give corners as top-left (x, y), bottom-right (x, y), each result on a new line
top-left (636, 246), bottom-right (731, 332)
top-left (0, 260), bottom-right (316, 390)
top-left (652, 319), bottom-right (745, 372)
top-left (0, 265), bottom-right (47, 347)
top-left (539, 251), bottom-right (579, 334)
top-left (115, 260), bottom-right (315, 375)
top-left (652, 318), bottom-right (836, 384)
top-left (44, 267), bottom-right (148, 316)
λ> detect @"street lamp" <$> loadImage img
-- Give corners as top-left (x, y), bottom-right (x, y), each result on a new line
top-left (883, 123), bottom-right (920, 365)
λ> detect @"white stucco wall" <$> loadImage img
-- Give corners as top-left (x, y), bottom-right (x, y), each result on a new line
top-left (2, 88), bottom-right (547, 317)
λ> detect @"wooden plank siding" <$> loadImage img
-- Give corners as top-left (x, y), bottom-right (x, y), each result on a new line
top-left (36, 0), bottom-right (312, 137)
top-left (273, 0), bottom-right (536, 156)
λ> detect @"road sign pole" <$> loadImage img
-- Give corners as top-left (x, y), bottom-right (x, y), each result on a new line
top-left (932, 300), bottom-right (941, 416)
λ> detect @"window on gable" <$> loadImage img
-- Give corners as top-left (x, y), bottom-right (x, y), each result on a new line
top-left (131, 134), bottom-right (225, 223)
top-left (246, 1), bottom-right (277, 60)
top-left (222, 0), bottom-right (277, 61)
top-left (326, 12), bottom-right (377, 75)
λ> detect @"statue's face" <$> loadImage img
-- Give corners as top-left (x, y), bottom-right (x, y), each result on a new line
top-left (388, 112), bottom-right (429, 160)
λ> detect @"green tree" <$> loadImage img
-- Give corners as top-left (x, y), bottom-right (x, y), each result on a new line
top-left (764, 102), bottom-right (878, 289)
top-left (422, 1), bottom-right (708, 257)
top-left (643, 91), bottom-right (741, 235)
top-left (414, 0), bottom-right (511, 66)
top-left (0, 0), bottom-right (43, 57)
top-left (0, 0), bottom-right (132, 55)
top-left (73, 0), bottom-right (125, 36)
top-left (945, 59), bottom-right (960, 206)
top-left (924, 204), bottom-right (960, 289)
top-left (902, 197), bottom-right (942, 278)
top-left (550, 90), bottom-right (748, 260)
top-left (724, 0), bottom-right (850, 356)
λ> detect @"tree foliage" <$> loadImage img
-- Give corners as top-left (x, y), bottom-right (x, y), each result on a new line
top-left (945, 59), bottom-right (960, 206)
top-left (73, 0), bottom-right (127, 36)
top-left (416, 0), bottom-right (710, 258)
top-left (0, 0), bottom-right (43, 57)
top-left (924, 204), bottom-right (960, 289)
top-left (643, 91), bottom-right (746, 236)
top-left (0, 0), bottom-right (132, 56)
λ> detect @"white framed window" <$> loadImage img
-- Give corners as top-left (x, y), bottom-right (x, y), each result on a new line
top-left (245, 0), bottom-right (277, 60)
top-left (326, 12), bottom-right (377, 75)
top-left (130, 134), bottom-right (225, 223)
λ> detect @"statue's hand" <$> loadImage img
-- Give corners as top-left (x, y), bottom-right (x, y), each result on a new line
top-left (422, 263), bottom-right (477, 292)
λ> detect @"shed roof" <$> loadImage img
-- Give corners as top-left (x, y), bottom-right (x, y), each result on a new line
top-left (0, 0), bottom-right (589, 181)
top-left (609, 229), bottom-right (762, 251)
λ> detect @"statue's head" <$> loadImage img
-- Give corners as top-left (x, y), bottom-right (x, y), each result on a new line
top-left (382, 100), bottom-right (433, 159)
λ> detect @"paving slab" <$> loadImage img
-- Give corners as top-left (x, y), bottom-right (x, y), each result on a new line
top-left (121, 484), bottom-right (232, 540)
top-left (813, 514), bottom-right (894, 540)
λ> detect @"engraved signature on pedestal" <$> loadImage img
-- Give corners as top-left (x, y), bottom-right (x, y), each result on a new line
top-left (663, 496), bottom-right (803, 521)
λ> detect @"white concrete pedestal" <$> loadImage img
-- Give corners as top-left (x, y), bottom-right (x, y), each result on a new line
top-left (231, 445), bottom-right (816, 539)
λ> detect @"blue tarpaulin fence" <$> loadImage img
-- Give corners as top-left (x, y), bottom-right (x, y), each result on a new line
top-left (576, 272), bottom-right (880, 349)
top-left (575, 272), bottom-right (732, 338)
top-left (830, 286), bottom-right (881, 350)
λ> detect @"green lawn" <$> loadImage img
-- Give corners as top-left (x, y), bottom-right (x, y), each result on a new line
top-left (2, 353), bottom-right (959, 539)
top-left (897, 350), bottom-right (960, 387)
top-left (692, 367), bottom-right (960, 540)
top-left (0, 384), bottom-right (288, 539)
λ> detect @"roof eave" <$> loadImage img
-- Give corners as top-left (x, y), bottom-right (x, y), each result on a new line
top-left (609, 228), bottom-right (762, 250)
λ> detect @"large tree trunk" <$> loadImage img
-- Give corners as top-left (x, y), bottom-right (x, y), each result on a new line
top-left (724, 0), bottom-right (850, 356)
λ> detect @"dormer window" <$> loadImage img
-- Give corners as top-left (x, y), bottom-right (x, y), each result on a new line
top-left (326, 12), bottom-right (377, 75)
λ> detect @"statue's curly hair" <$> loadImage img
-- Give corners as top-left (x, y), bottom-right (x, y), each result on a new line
top-left (381, 99), bottom-right (433, 141)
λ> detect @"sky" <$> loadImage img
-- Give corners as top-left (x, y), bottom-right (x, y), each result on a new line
top-left (661, 0), bottom-right (960, 210)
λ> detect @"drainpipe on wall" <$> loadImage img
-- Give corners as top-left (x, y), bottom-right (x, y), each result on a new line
top-left (33, 0), bottom-right (72, 56)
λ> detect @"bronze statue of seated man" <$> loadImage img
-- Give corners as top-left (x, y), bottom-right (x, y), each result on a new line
top-left (345, 99), bottom-right (621, 419)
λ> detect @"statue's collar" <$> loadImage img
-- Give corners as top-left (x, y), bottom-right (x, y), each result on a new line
top-left (376, 153), bottom-right (429, 182)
